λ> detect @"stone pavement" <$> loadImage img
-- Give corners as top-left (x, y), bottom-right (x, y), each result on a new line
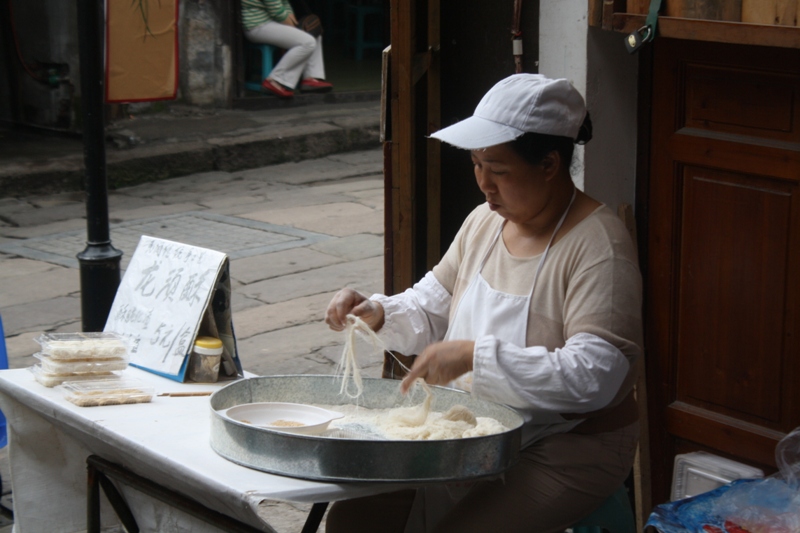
top-left (0, 147), bottom-right (388, 532)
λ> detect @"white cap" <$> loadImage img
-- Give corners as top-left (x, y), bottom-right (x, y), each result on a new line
top-left (430, 74), bottom-right (587, 150)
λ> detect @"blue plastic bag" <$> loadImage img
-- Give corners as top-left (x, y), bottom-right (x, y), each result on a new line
top-left (646, 427), bottom-right (800, 533)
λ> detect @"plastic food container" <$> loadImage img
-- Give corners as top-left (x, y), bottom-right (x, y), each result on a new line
top-left (35, 332), bottom-right (128, 360)
top-left (34, 352), bottom-right (129, 374)
top-left (30, 365), bottom-right (118, 388)
top-left (671, 451), bottom-right (764, 501)
top-left (187, 337), bottom-right (224, 383)
top-left (59, 377), bottom-right (154, 407)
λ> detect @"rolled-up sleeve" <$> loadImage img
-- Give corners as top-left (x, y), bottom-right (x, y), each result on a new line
top-left (471, 332), bottom-right (630, 413)
top-left (369, 272), bottom-right (451, 356)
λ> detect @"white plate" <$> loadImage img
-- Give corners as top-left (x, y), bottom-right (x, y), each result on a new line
top-left (223, 402), bottom-right (343, 435)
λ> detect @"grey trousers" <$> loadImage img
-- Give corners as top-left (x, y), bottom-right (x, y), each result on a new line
top-left (325, 422), bottom-right (640, 533)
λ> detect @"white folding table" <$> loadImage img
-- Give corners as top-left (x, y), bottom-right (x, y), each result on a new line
top-left (0, 367), bottom-right (410, 532)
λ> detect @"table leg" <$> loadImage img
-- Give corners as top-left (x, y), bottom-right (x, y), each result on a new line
top-left (301, 502), bottom-right (329, 533)
top-left (86, 455), bottom-right (271, 533)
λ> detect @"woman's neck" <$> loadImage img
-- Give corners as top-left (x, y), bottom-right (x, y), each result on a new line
top-left (503, 181), bottom-right (577, 257)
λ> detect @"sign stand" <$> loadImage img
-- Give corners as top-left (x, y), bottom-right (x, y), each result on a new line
top-left (104, 236), bottom-right (242, 382)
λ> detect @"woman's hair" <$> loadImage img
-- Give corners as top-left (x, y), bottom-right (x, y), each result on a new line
top-left (508, 112), bottom-right (593, 166)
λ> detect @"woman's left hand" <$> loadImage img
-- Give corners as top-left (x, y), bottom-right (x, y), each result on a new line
top-left (283, 13), bottom-right (298, 26)
top-left (400, 340), bottom-right (475, 393)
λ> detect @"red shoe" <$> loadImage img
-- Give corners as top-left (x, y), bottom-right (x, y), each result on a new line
top-left (262, 79), bottom-right (294, 99)
top-left (299, 78), bottom-right (333, 93)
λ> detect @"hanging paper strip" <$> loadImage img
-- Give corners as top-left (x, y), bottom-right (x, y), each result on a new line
top-left (105, 0), bottom-right (179, 103)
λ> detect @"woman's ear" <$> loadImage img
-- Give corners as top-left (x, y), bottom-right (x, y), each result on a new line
top-left (540, 151), bottom-right (561, 181)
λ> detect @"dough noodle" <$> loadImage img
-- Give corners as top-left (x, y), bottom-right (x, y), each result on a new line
top-left (334, 315), bottom-right (507, 440)
top-left (337, 315), bottom-right (436, 420)
top-left (319, 402), bottom-right (508, 440)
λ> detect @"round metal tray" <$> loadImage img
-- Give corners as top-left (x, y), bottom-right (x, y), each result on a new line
top-left (209, 375), bottom-right (523, 483)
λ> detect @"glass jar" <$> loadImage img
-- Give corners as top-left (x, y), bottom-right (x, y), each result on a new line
top-left (187, 336), bottom-right (223, 383)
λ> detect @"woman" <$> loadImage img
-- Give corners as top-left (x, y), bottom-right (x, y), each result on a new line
top-left (241, 0), bottom-right (332, 99)
top-left (325, 74), bottom-right (642, 532)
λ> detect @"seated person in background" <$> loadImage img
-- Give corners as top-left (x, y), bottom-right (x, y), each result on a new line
top-left (324, 74), bottom-right (642, 532)
top-left (240, 0), bottom-right (332, 99)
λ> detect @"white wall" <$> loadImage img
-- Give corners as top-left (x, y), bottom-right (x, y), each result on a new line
top-left (538, 0), bottom-right (639, 211)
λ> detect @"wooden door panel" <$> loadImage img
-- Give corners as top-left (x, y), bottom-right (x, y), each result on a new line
top-left (668, 133), bottom-right (800, 181)
top-left (667, 404), bottom-right (786, 467)
top-left (683, 65), bottom-right (800, 141)
top-left (645, 38), bottom-right (800, 502)
top-left (677, 168), bottom-right (792, 425)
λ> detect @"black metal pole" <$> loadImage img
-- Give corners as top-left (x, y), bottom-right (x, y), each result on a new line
top-left (76, 0), bottom-right (122, 332)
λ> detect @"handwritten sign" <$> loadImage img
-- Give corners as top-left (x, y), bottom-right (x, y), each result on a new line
top-left (105, 236), bottom-right (233, 381)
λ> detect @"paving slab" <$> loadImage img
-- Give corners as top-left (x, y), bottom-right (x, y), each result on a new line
top-left (347, 187), bottom-right (384, 208)
top-left (328, 149), bottom-right (384, 166)
top-left (0, 258), bottom-right (57, 279)
top-left (231, 247), bottom-right (343, 285)
top-left (240, 325), bottom-right (384, 378)
top-left (0, 266), bottom-right (79, 307)
top-left (106, 202), bottom-right (208, 223)
top-left (309, 234), bottom-right (383, 261)
top-left (193, 193), bottom-right (269, 212)
top-left (232, 292), bottom-right (337, 340)
top-left (238, 256), bottom-right (383, 304)
top-left (241, 202), bottom-right (380, 237)
top-left (1, 296), bottom-right (81, 337)
top-left (4, 332), bottom-right (42, 368)
top-left (252, 187), bottom-right (368, 211)
top-left (0, 217), bottom-right (87, 239)
top-left (1, 201), bottom-right (86, 228)
top-left (236, 322), bottom-right (342, 375)
top-left (246, 152), bottom-right (382, 187)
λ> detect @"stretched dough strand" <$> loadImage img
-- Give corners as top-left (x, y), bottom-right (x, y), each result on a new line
top-left (337, 315), bottom-right (432, 419)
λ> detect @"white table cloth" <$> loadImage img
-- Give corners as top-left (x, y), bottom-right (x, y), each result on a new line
top-left (0, 367), bottom-right (409, 532)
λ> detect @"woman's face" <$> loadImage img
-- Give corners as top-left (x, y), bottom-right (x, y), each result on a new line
top-left (471, 143), bottom-right (554, 226)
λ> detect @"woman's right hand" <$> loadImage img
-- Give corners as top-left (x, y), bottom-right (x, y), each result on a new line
top-left (283, 13), bottom-right (298, 26)
top-left (325, 288), bottom-right (385, 332)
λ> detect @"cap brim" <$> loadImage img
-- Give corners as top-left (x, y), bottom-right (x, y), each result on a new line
top-left (429, 116), bottom-right (525, 150)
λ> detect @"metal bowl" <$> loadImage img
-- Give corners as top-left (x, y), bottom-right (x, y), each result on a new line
top-left (209, 375), bottom-right (523, 483)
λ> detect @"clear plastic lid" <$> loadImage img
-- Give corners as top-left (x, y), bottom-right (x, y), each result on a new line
top-left (59, 377), bottom-right (154, 407)
top-left (35, 332), bottom-right (129, 360)
top-left (29, 364), bottom-right (118, 388)
top-left (34, 352), bottom-right (129, 374)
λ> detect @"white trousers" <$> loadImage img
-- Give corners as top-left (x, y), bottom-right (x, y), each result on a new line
top-left (244, 21), bottom-right (326, 89)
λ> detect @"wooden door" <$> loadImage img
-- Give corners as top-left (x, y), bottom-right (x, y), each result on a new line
top-left (386, 0), bottom-right (441, 295)
top-left (644, 38), bottom-right (800, 503)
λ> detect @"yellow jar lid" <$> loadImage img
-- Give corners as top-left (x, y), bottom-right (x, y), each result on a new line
top-left (194, 336), bottom-right (223, 350)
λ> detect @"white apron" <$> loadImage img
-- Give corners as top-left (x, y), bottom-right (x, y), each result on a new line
top-left (405, 189), bottom-right (576, 532)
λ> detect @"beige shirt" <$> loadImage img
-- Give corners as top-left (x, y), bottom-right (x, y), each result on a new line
top-left (374, 202), bottom-right (643, 444)
top-left (435, 203), bottom-right (642, 366)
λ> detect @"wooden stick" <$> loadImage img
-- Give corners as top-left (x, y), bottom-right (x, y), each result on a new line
top-left (157, 391), bottom-right (213, 397)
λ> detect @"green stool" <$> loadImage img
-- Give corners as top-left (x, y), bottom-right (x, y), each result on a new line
top-left (244, 42), bottom-right (276, 92)
top-left (569, 485), bottom-right (636, 533)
